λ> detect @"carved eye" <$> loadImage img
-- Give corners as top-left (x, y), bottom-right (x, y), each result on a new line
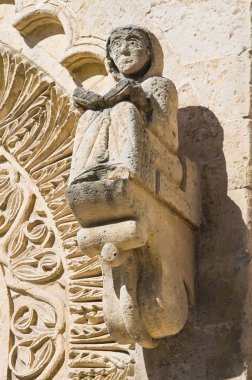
top-left (112, 40), bottom-right (121, 48)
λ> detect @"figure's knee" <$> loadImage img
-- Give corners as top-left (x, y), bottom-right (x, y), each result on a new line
top-left (110, 101), bottom-right (143, 124)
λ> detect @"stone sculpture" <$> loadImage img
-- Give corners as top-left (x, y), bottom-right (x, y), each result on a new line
top-left (66, 26), bottom-right (198, 349)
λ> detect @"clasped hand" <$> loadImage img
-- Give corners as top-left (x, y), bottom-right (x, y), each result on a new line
top-left (73, 79), bottom-right (150, 115)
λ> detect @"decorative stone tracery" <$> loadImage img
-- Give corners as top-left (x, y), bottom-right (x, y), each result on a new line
top-left (0, 44), bottom-right (133, 379)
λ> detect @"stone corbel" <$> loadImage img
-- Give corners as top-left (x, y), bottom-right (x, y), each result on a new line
top-left (66, 146), bottom-right (199, 349)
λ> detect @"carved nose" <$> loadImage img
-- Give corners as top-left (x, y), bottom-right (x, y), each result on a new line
top-left (120, 44), bottom-right (130, 55)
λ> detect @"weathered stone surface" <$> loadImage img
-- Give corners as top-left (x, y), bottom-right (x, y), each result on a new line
top-left (0, 1), bottom-right (251, 379)
top-left (66, 25), bottom-right (198, 352)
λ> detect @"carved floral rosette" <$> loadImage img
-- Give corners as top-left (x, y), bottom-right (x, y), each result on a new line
top-left (0, 44), bottom-right (133, 379)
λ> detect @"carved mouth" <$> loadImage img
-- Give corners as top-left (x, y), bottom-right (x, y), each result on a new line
top-left (120, 58), bottom-right (133, 64)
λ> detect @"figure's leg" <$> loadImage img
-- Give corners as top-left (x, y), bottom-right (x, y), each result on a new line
top-left (109, 102), bottom-right (144, 175)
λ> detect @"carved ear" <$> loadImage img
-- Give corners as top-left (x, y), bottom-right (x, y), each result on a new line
top-left (105, 33), bottom-right (124, 80)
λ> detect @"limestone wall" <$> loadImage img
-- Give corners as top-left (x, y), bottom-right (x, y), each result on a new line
top-left (0, 1), bottom-right (251, 379)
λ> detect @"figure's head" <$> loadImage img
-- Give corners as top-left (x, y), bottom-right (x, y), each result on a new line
top-left (106, 26), bottom-right (152, 80)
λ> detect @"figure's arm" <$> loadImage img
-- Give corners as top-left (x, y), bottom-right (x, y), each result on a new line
top-left (73, 81), bottom-right (152, 118)
top-left (73, 87), bottom-right (106, 111)
top-left (104, 79), bottom-right (152, 119)
top-left (130, 84), bottom-right (152, 120)
top-left (144, 78), bottom-right (178, 123)
top-left (142, 77), bottom-right (179, 152)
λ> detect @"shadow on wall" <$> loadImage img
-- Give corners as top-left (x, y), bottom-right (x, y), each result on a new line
top-left (141, 106), bottom-right (248, 380)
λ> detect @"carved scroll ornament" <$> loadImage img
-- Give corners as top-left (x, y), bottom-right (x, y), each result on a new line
top-left (67, 26), bottom-right (199, 349)
top-left (0, 43), bottom-right (133, 379)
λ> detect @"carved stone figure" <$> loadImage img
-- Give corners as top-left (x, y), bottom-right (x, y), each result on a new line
top-left (69, 26), bottom-right (180, 184)
top-left (66, 26), bottom-right (198, 349)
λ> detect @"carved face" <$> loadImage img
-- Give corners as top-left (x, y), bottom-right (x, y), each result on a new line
top-left (109, 28), bottom-right (151, 76)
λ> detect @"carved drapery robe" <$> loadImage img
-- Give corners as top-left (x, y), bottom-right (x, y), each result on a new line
top-left (69, 33), bottom-right (181, 187)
